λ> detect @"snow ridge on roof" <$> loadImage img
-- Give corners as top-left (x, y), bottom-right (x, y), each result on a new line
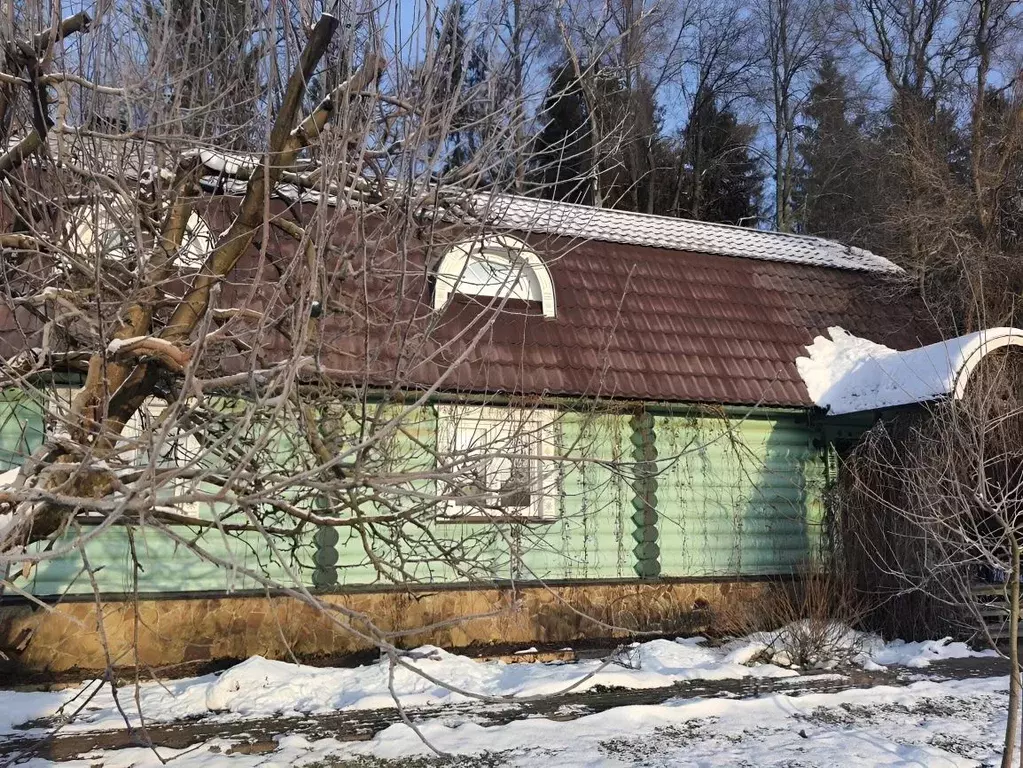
top-left (14, 136), bottom-right (898, 273)
top-left (478, 193), bottom-right (902, 274)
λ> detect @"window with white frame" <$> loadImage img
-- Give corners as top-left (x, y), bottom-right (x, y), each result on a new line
top-left (437, 406), bottom-right (558, 519)
top-left (47, 388), bottom-right (205, 519)
top-left (433, 236), bottom-right (556, 318)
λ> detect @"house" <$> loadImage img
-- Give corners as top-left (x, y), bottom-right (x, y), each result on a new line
top-left (0, 167), bottom-right (941, 673)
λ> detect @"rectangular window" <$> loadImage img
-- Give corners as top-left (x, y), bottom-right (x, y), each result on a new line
top-left (437, 406), bottom-right (558, 520)
top-left (48, 388), bottom-right (205, 519)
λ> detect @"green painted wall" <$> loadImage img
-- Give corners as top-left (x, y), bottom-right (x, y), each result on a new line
top-left (2, 391), bottom-right (831, 597)
top-left (656, 412), bottom-right (826, 577)
top-left (326, 409), bottom-right (634, 586)
top-left (0, 389), bottom-right (44, 470)
top-left (2, 390), bottom-right (313, 596)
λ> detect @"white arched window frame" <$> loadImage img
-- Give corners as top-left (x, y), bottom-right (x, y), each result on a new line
top-left (433, 235), bottom-right (556, 318)
top-left (69, 194), bottom-right (214, 271)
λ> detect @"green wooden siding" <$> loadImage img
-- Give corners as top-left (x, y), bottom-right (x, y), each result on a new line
top-left (2, 392), bottom-right (830, 596)
top-left (0, 392), bottom-right (313, 596)
top-left (328, 409), bottom-right (633, 585)
top-left (656, 413), bottom-right (825, 577)
top-left (27, 527), bottom-right (312, 594)
top-left (0, 390), bottom-right (44, 470)
top-left (484, 410), bottom-right (633, 582)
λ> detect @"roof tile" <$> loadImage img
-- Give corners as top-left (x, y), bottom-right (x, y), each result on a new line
top-left (480, 193), bottom-right (901, 273)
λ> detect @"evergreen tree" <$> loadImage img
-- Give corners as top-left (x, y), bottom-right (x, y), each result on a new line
top-left (434, 0), bottom-right (490, 172)
top-left (793, 57), bottom-right (875, 243)
top-left (531, 61), bottom-right (593, 205)
top-left (676, 90), bottom-right (763, 226)
top-left (140, 0), bottom-right (264, 147)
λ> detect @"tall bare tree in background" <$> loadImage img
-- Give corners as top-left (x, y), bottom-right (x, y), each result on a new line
top-left (843, 0), bottom-right (1023, 329)
top-left (752, 0), bottom-right (834, 231)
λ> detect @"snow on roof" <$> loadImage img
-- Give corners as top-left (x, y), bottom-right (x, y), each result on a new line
top-left (13, 136), bottom-right (901, 274)
top-left (476, 193), bottom-right (902, 274)
top-left (193, 152), bottom-right (901, 273)
top-left (796, 326), bottom-right (1023, 415)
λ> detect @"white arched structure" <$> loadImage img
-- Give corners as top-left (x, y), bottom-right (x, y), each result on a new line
top-left (796, 326), bottom-right (1023, 415)
top-left (433, 235), bottom-right (556, 318)
top-left (68, 194), bottom-right (213, 271)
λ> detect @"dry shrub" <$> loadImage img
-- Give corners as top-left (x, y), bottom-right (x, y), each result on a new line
top-left (719, 568), bottom-right (869, 669)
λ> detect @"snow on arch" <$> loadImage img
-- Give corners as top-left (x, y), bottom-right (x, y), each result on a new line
top-left (432, 235), bottom-right (556, 318)
top-left (796, 326), bottom-right (1023, 415)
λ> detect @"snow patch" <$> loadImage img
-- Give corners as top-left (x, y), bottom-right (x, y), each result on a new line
top-left (0, 467), bottom-right (19, 487)
top-left (106, 336), bottom-right (147, 354)
top-left (0, 467), bottom-right (21, 539)
top-left (796, 325), bottom-right (1023, 414)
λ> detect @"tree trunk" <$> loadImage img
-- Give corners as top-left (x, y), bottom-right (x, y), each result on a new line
top-left (1003, 537), bottom-right (1020, 768)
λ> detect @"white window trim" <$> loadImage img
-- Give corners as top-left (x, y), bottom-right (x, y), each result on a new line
top-left (47, 388), bottom-right (204, 519)
top-left (436, 405), bottom-right (559, 521)
top-left (433, 235), bottom-right (556, 318)
top-left (433, 404), bottom-right (560, 519)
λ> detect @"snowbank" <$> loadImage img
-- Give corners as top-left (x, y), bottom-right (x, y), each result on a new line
top-left (0, 627), bottom-right (996, 737)
top-left (795, 326), bottom-right (1023, 414)
top-left (737, 622), bottom-right (996, 671)
top-left (174, 639), bottom-right (800, 721)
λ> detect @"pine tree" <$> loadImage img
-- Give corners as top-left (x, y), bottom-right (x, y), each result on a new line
top-left (676, 90), bottom-right (763, 226)
top-left (434, 0), bottom-right (490, 172)
top-left (531, 61), bottom-right (593, 205)
top-left (793, 57), bottom-right (874, 242)
top-left (141, 0), bottom-right (263, 147)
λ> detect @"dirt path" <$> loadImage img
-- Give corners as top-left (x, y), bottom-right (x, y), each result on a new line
top-left (0, 657), bottom-right (1009, 764)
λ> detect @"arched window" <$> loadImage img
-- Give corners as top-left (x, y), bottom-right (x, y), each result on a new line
top-left (433, 235), bottom-right (556, 318)
top-left (68, 195), bottom-right (214, 271)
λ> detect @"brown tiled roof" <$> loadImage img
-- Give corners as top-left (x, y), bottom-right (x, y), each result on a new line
top-left (1, 194), bottom-right (933, 409)
top-left (372, 235), bottom-right (932, 408)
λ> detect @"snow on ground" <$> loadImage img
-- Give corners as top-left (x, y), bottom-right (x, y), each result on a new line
top-left (0, 628), bottom-right (994, 736)
top-left (7, 676), bottom-right (1012, 767)
top-left (1, 638), bottom-right (793, 735)
top-left (349, 677), bottom-right (1010, 768)
top-left (742, 621), bottom-right (996, 671)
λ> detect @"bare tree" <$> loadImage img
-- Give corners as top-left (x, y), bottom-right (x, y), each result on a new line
top-left (837, 347), bottom-right (1023, 768)
top-left (751, 0), bottom-right (834, 231)
top-left (843, 0), bottom-right (1023, 328)
top-left (667, 0), bottom-right (759, 219)
top-left (0, 0), bottom-right (650, 639)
